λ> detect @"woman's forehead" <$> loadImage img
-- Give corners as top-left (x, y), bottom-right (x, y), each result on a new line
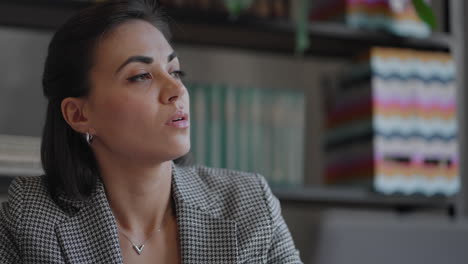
top-left (94, 20), bottom-right (173, 68)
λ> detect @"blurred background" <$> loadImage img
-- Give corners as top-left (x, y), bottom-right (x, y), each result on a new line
top-left (1, 0), bottom-right (468, 263)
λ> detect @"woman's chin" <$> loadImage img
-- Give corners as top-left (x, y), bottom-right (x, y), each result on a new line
top-left (164, 141), bottom-right (191, 161)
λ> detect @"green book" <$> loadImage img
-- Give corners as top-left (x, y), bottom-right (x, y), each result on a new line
top-left (193, 83), bottom-right (207, 166)
top-left (262, 89), bottom-right (273, 184)
top-left (204, 83), bottom-right (212, 166)
top-left (225, 85), bottom-right (237, 170)
top-left (238, 87), bottom-right (249, 172)
top-left (250, 88), bottom-right (262, 175)
top-left (209, 83), bottom-right (222, 168)
top-left (218, 84), bottom-right (227, 169)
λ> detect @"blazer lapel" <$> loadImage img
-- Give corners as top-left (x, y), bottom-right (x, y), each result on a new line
top-left (172, 165), bottom-right (238, 264)
top-left (55, 178), bottom-right (123, 264)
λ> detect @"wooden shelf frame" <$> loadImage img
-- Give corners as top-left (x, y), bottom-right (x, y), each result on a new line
top-left (451, 0), bottom-right (468, 219)
top-left (0, 167), bottom-right (43, 178)
top-left (273, 186), bottom-right (454, 214)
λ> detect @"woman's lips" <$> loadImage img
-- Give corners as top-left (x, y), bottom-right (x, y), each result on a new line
top-left (166, 111), bottom-right (190, 128)
top-left (168, 119), bottom-right (190, 128)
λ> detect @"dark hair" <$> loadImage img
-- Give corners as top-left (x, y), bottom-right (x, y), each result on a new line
top-left (41, 0), bottom-right (171, 202)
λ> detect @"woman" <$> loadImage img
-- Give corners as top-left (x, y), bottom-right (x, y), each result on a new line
top-left (0, 0), bottom-right (302, 263)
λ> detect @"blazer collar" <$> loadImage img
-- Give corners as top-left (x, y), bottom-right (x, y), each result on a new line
top-left (170, 163), bottom-right (219, 211)
top-left (55, 162), bottom-right (238, 264)
top-left (172, 163), bottom-right (239, 263)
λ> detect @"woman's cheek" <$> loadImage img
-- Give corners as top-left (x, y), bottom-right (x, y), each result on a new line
top-left (98, 94), bottom-right (138, 125)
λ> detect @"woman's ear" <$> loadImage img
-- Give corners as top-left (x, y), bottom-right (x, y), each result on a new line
top-left (61, 97), bottom-right (93, 134)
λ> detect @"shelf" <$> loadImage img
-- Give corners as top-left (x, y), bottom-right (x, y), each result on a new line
top-left (0, 1), bottom-right (452, 57)
top-left (169, 8), bottom-right (451, 56)
top-left (0, 167), bottom-right (40, 195)
top-left (0, 166), bottom-right (43, 178)
top-left (272, 186), bottom-right (455, 213)
top-left (0, 1), bottom-right (86, 30)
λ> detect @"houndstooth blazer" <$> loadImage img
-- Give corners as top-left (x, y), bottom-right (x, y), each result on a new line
top-left (0, 163), bottom-right (303, 263)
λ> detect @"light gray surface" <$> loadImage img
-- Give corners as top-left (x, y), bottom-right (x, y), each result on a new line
top-left (309, 209), bottom-right (468, 264)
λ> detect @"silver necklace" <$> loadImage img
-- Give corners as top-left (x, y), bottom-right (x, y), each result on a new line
top-left (117, 224), bottom-right (162, 255)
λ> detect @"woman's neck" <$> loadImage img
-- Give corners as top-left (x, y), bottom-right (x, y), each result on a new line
top-left (98, 156), bottom-right (174, 237)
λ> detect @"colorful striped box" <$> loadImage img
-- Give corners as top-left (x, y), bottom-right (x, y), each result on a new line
top-left (325, 47), bottom-right (459, 196)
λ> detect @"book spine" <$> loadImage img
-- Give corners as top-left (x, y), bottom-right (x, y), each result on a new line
top-left (225, 84), bottom-right (237, 170)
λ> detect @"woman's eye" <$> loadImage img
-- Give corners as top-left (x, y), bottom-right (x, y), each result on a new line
top-left (171, 70), bottom-right (186, 79)
top-left (127, 72), bottom-right (152, 82)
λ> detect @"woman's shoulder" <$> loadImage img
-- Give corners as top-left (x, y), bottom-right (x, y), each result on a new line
top-left (178, 166), bottom-right (304, 263)
top-left (194, 165), bottom-right (266, 186)
top-left (3, 175), bottom-right (48, 208)
top-left (191, 165), bottom-right (272, 199)
top-left (1, 175), bottom-right (68, 224)
top-left (182, 165), bottom-right (276, 219)
top-left (5, 175), bottom-right (51, 203)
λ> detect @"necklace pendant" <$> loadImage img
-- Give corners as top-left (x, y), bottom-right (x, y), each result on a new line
top-left (133, 244), bottom-right (145, 255)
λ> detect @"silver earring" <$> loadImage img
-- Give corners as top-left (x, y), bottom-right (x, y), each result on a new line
top-left (85, 132), bottom-right (94, 145)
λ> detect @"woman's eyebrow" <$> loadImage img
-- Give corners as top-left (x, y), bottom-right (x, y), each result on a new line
top-left (168, 51), bottom-right (177, 63)
top-left (115, 52), bottom-right (177, 74)
top-left (115, 55), bottom-right (154, 74)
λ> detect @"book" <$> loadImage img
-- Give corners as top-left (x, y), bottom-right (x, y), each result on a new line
top-left (188, 82), bottom-right (305, 187)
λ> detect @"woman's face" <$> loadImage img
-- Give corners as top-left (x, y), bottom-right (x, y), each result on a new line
top-left (86, 20), bottom-right (190, 164)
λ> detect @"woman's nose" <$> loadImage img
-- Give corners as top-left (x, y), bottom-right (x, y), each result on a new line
top-left (159, 73), bottom-right (186, 104)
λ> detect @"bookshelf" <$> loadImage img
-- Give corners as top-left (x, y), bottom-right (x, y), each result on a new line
top-left (0, 1), bottom-right (451, 56)
top-left (0, 167), bottom-right (43, 178)
top-left (273, 186), bottom-right (454, 214)
top-left (0, 0), bottom-right (466, 218)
